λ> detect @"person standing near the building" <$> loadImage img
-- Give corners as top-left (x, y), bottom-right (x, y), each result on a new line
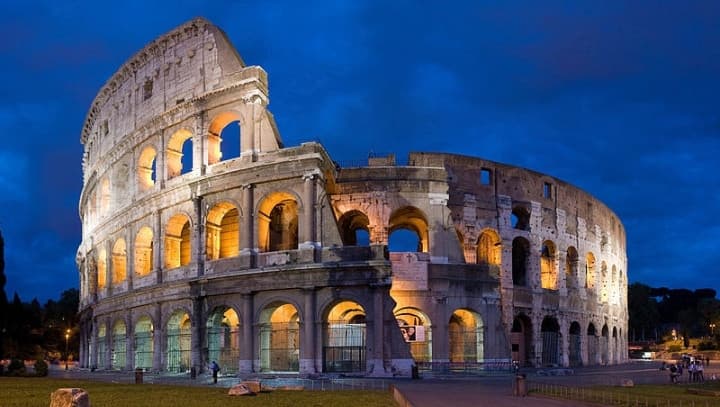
top-left (210, 360), bottom-right (220, 384)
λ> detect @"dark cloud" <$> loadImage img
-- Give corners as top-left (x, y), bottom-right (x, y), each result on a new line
top-left (1, 0), bottom-right (718, 301)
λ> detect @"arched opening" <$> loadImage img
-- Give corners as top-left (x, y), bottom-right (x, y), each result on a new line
top-left (111, 320), bottom-right (126, 370)
top-left (569, 322), bottom-right (582, 367)
top-left (207, 307), bottom-right (240, 374)
top-left (259, 303), bottom-right (300, 372)
top-left (448, 309), bottom-right (484, 364)
top-left (566, 247), bottom-right (579, 289)
top-left (587, 323), bottom-right (598, 365)
top-left (206, 202), bottom-right (240, 260)
top-left (477, 229), bottom-right (501, 266)
top-left (511, 314), bottom-right (533, 367)
top-left (323, 300), bottom-right (366, 373)
top-left (389, 207), bottom-right (429, 252)
top-left (137, 145), bottom-right (157, 190)
top-left (600, 262), bottom-right (609, 303)
top-left (134, 227), bottom-right (154, 277)
top-left (512, 237), bottom-right (530, 286)
top-left (395, 307), bottom-right (432, 366)
top-left (165, 214), bottom-right (191, 269)
top-left (97, 248), bottom-right (107, 289)
top-left (338, 210), bottom-right (370, 246)
top-left (208, 112), bottom-right (242, 165)
top-left (258, 192), bottom-right (299, 252)
top-left (112, 239), bottom-right (127, 285)
top-left (167, 129), bottom-right (193, 178)
top-left (541, 316), bottom-right (560, 366)
top-left (166, 311), bottom-right (191, 372)
top-left (100, 177), bottom-right (111, 216)
top-left (134, 316), bottom-right (153, 370)
top-left (601, 324), bottom-right (609, 365)
top-left (511, 206), bottom-right (530, 230)
top-left (540, 240), bottom-right (557, 290)
top-left (585, 252), bottom-right (596, 290)
top-left (612, 326), bottom-right (618, 364)
top-left (96, 323), bottom-right (107, 369)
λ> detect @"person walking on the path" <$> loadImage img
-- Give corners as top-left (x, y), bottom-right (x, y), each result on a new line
top-left (210, 360), bottom-right (220, 384)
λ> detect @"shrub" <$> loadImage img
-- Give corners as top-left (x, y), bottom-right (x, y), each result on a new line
top-left (668, 345), bottom-right (682, 352)
top-left (697, 341), bottom-right (716, 351)
top-left (34, 359), bottom-right (48, 377)
top-left (7, 359), bottom-right (26, 376)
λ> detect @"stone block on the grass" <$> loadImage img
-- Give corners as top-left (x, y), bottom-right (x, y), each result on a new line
top-left (228, 383), bottom-right (255, 396)
top-left (49, 388), bottom-right (90, 407)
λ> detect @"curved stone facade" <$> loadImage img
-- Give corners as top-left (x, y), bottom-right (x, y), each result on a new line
top-left (76, 18), bottom-right (627, 376)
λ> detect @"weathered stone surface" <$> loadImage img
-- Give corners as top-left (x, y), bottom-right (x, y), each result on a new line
top-left (49, 388), bottom-right (90, 407)
top-left (241, 381), bottom-right (261, 393)
top-left (228, 384), bottom-right (255, 396)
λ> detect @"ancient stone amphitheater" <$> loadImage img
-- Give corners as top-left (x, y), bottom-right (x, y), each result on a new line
top-left (76, 18), bottom-right (627, 377)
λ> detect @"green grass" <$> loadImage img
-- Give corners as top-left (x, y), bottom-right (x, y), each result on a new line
top-left (0, 377), bottom-right (395, 407)
top-left (531, 382), bottom-right (720, 406)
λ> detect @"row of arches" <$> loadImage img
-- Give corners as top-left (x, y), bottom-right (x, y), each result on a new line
top-left (92, 300), bottom-right (486, 373)
top-left (511, 315), bottom-right (622, 367)
top-left (85, 111), bottom-right (246, 226)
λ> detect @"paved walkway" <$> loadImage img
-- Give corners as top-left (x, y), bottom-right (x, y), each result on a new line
top-left (48, 361), bottom-right (720, 407)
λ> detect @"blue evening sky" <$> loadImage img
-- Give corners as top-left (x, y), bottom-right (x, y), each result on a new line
top-left (0, 1), bottom-right (718, 301)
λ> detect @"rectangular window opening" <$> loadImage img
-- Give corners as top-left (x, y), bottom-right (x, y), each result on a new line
top-left (543, 182), bottom-right (552, 199)
top-left (480, 168), bottom-right (491, 185)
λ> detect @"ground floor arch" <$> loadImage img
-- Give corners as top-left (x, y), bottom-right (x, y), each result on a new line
top-left (111, 320), bottom-right (126, 370)
top-left (568, 321), bottom-right (582, 367)
top-left (259, 302), bottom-right (300, 372)
top-left (207, 307), bottom-right (240, 374)
top-left (541, 316), bottom-right (560, 366)
top-left (601, 324), bottom-right (610, 365)
top-left (96, 324), bottom-right (107, 369)
top-left (448, 309), bottom-right (484, 363)
top-left (394, 307), bottom-right (432, 364)
top-left (134, 316), bottom-right (153, 370)
top-left (511, 314), bottom-right (532, 366)
top-left (587, 323), bottom-right (598, 365)
top-left (323, 300), bottom-right (367, 373)
top-left (166, 310), bottom-right (191, 372)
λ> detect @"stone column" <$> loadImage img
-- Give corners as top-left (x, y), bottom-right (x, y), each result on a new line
top-left (152, 303), bottom-right (163, 372)
top-left (193, 114), bottom-right (205, 175)
top-left (191, 296), bottom-right (204, 374)
top-left (126, 230), bottom-right (134, 291)
top-left (240, 184), bottom-right (255, 262)
top-left (368, 286), bottom-right (385, 375)
top-left (104, 316), bottom-right (112, 370)
top-left (560, 318), bottom-right (569, 367)
top-left (158, 130), bottom-right (166, 188)
top-left (154, 210), bottom-right (163, 284)
top-left (193, 195), bottom-right (205, 277)
top-left (299, 172), bottom-right (317, 249)
top-left (239, 294), bottom-right (254, 373)
top-left (300, 288), bottom-right (317, 374)
top-left (126, 313), bottom-right (134, 370)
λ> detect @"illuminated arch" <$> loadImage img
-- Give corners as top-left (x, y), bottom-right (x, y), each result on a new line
top-left (323, 300), bottom-right (367, 372)
top-left (96, 323), bottom-right (107, 369)
top-left (97, 248), bottom-right (107, 289)
top-left (111, 320), bottom-right (127, 370)
top-left (165, 214), bottom-right (192, 268)
top-left (540, 240), bottom-right (558, 290)
top-left (167, 129), bottom-right (193, 178)
top-left (207, 111), bottom-right (242, 164)
top-left (337, 210), bottom-right (370, 246)
top-left (258, 192), bottom-right (299, 252)
top-left (394, 307), bottom-right (432, 364)
top-left (206, 202), bottom-right (240, 259)
top-left (448, 309), bottom-right (484, 363)
top-left (134, 226), bottom-right (153, 277)
top-left (477, 229), bottom-right (501, 266)
top-left (166, 310), bottom-right (192, 372)
top-left (258, 302), bottom-right (300, 372)
top-left (111, 239), bottom-right (127, 284)
top-left (388, 206), bottom-right (429, 252)
top-left (585, 252), bottom-right (596, 290)
top-left (207, 307), bottom-right (241, 374)
top-left (137, 145), bottom-right (157, 190)
top-left (134, 316), bottom-right (154, 370)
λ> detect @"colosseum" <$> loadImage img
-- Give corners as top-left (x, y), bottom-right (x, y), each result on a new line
top-left (76, 18), bottom-right (628, 377)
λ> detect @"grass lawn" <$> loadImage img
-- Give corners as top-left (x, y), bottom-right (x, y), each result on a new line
top-left (0, 377), bottom-right (395, 407)
top-left (531, 382), bottom-right (720, 406)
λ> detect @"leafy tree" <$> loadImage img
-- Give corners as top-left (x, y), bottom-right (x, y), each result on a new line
top-left (628, 283), bottom-right (660, 341)
top-left (0, 230), bottom-right (6, 359)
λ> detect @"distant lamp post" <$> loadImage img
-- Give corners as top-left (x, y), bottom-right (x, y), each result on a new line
top-left (711, 323), bottom-right (716, 336)
top-left (65, 329), bottom-right (70, 371)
